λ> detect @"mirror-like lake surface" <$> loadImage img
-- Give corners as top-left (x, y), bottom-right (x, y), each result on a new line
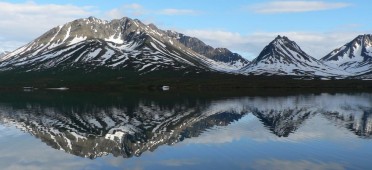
top-left (0, 91), bottom-right (371, 170)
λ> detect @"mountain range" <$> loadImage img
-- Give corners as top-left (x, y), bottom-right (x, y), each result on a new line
top-left (0, 16), bottom-right (372, 88)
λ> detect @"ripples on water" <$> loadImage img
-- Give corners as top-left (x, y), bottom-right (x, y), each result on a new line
top-left (0, 91), bottom-right (371, 170)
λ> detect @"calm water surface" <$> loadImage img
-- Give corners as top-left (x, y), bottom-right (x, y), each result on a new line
top-left (0, 91), bottom-right (371, 170)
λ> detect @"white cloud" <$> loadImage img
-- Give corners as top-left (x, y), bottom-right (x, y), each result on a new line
top-left (0, 1), bottom-right (96, 51)
top-left (0, 40), bottom-right (26, 52)
top-left (158, 9), bottom-right (199, 15)
top-left (105, 9), bottom-right (125, 19)
top-left (105, 3), bottom-right (147, 19)
top-left (0, 133), bottom-right (98, 170)
top-left (183, 29), bottom-right (364, 60)
top-left (124, 3), bottom-right (143, 10)
top-left (105, 3), bottom-right (198, 19)
top-left (159, 159), bottom-right (200, 167)
top-left (250, 1), bottom-right (351, 14)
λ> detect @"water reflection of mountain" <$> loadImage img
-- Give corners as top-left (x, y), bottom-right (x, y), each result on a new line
top-left (0, 92), bottom-right (371, 159)
top-left (251, 108), bottom-right (313, 137)
top-left (322, 109), bottom-right (372, 138)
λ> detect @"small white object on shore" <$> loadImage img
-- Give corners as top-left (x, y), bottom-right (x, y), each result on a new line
top-left (46, 87), bottom-right (69, 91)
top-left (162, 86), bottom-right (170, 91)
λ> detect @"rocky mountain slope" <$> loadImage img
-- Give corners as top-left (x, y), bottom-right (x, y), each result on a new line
top-left (165, 31), bottom-right (249, 69)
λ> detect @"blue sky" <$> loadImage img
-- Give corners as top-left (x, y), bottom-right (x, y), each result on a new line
top-left (0, 0), bottom-right (371, 59)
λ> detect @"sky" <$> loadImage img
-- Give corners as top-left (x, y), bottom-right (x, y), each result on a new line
top-left (0, 0), bottom-right (371, 60)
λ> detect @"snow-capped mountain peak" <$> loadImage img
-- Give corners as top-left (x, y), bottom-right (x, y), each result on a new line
top-left (321, 34), bottom-right (372, 75)
top-left (0, 17), bottom-right (245, 73)
top-left (240, 35), bottom-right (350, 77)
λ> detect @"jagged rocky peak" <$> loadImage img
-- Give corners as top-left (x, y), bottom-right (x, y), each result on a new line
top-left (321, 34), bottom-right (372, 74)
top-left (250, 35), bottom-right (314, 65)
top-left (271, 35), bottom-right (306, 58)
top-left (272, 35), bottom-right (305, 53)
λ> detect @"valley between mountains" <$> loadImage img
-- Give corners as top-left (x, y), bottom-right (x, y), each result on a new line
top-left (1, 16), bottom-right (372, 89)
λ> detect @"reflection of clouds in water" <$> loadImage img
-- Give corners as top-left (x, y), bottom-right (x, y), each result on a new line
top-left (0, 125), bottom-right (23, 138)
top-left (183, 114), bottom-right (282, 144)
top-left (0, 138), bottom-right (98, 170)
top-left (315, 93), bottom-right (372, 116)
top-left (0, 92), bottom-right (371, 169)
top-left (159, 159), bottom-right (200, 167)
top-left (288, 115), bottom-right (354, 141)
top-left (101, 156), bottom-right (200, 170)
top-left (183, 114), bottom-right (296, 144)
top-left (251, 159), bottom-right (345, 170)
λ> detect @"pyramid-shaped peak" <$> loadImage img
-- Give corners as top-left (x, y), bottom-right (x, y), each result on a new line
top-left (268, 35), bottom-right (301, 51)
top-left (241, 34), bottom-right (348, 77)
top-left (275, 35), bottom-right (283, 39)
top-left (272, 35), bottom-right (291, 42)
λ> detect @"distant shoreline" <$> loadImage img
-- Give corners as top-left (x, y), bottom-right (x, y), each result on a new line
top-left (1, 78), bottom-right (372, 92)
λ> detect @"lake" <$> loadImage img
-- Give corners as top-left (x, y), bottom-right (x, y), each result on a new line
top-left (0, 90), bottom-right (371, 170)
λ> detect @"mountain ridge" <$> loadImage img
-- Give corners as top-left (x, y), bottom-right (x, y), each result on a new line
top-left (165, 30), bottom-right (250, 69)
